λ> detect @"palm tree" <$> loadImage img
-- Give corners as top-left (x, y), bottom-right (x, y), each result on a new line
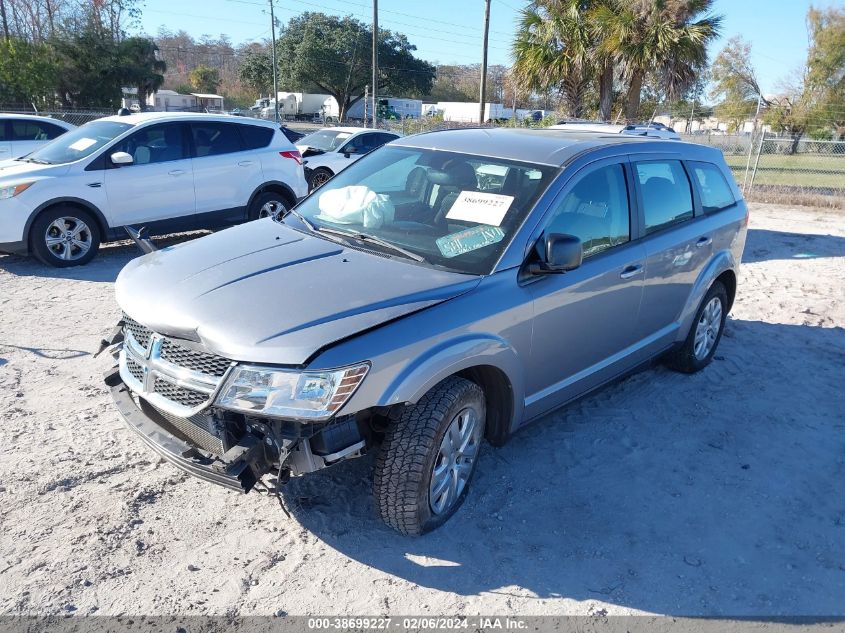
top-left (119, 37), bottom-right (166, 111)
top-left (592, 0), bottom-right (722, 122)
top-left (512, 0), bottom-right (595, 119)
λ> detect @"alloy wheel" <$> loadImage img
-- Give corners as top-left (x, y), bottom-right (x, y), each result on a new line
top-left (258, 200), bottom-right (286, 221)
top-left (44, 217), bottom-right (92, 262)
top-left (693, 296), bottom-right (723, 360)
top-left (429, 406), bottom-right (482, 515)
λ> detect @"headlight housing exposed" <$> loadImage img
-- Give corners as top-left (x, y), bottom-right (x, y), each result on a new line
top-left (216, 363), bottom-right (370, 421)
top-left (0, 181), bottom-right (35, 200)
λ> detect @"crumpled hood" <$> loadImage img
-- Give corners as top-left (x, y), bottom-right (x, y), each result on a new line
top-left (115, 219), bottom-right (480, 365)
top-left (0, 160), bottom-right (70, 182)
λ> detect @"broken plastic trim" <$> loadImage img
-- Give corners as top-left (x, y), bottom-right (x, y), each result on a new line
top-left (124, 225), bottom-right (157, 254)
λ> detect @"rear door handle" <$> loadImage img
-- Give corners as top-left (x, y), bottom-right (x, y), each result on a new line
top-left (696, 236), bottom-right (713, 248)
top-left (620, 264), bottom-right (644, 279)
top-left (87, 182), bottom-right (102, 188)
top-left (238, 160), bottom-right (254, 167)
top-left (168, 169), bottom-right (185, 176)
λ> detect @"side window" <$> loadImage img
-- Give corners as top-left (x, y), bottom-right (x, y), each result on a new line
top-left (691, 162), bottom-right (735, 213)
top-left (112, 123), bottom-right (186, 165)
top-left (635, 160), bottom-right (694, 234)
top-left (238, 124), bottom-right (274, 150)
top-left (191, 122), bottom-right (243, 157)
top-left (375, 133), bottom-right (398, 147)
top-left (11, 120), bottom-right (64, 141)
top-left (342, 133), bottom-right (376, 155)
top-left (542, 163), bottom-right (631, 258)
top-left (0, 122), bottom-right (7, 141)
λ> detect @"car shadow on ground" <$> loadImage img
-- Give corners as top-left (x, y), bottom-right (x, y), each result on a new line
top-left (0, 232), bottom-right (209, 283)
top-left (743, 228), bottom-right (845, 264)
top-left (281, 319), bottom-right (845, 616)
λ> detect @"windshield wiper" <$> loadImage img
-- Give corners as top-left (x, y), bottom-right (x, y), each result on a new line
top-left (283, 207), bottom-right (318, 233)
top-left (16, 157), bottom-right (51, 164)
top-left (316, 226), bottom-right (426, 263)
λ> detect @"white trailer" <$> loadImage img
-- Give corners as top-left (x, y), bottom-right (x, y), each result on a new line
top-left (345, 97), bottom-right (423, 121)
top-left (436, 102), bottom-right (511, 123)
top-left (276, 92), bottom-right (336, 118)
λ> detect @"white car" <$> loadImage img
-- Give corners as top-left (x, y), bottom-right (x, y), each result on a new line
top-left (0, 113), bottom-right (75, 161)
top-left (550, 121), bottom-right (681, 140)
top-left (0, 112), bottom-right (308, 267)
top-left (296, 127), bottom-right (400, 191)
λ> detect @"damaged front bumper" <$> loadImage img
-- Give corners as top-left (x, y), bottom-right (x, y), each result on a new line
top-left (105, 366), bottom-right (271, 492)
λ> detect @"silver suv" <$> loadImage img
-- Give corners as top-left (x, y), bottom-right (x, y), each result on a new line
top-left (104, 128), bottom-right (747, 535)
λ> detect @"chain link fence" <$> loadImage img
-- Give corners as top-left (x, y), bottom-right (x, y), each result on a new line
top-left (680, 132), bottom-right (845, 208)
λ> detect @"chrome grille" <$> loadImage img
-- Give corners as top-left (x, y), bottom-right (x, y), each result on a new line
top-left (122, 313), bottom-right (152, 349)
top-left (160, 339), bottom-right (231, 377)
top-left (153, 377), bottom-right (208, 408)
top-left (125, 355), bottom-right (145, 383)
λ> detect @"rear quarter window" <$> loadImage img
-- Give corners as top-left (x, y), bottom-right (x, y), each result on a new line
top-left (635, 160), bottom-right (694, 235)
top-left (239, 124), bottom-right (274, 150)
top-left (690, 162), bottom-right (735, 213)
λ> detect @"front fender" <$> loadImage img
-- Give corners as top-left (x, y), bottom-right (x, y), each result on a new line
top-left (378, 332), bottom-right (525, 431)
top-left (676, 249), bottom-right (737, 343)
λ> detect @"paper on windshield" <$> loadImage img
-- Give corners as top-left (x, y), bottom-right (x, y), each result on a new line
top-left (68, 138), bottom-right (97, 151)
top-left (436, 225), bottom-right (505, 258)
top-left (445, 191), bottom-right (513, 227)
top-left (316, 185), bottom-right (395, 229)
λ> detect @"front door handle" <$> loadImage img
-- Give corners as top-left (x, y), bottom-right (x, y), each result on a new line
top-left (696, 236), bottom-right (713, 248)
top-left (238, 160), bottom-right (254, 167)
top-left (620, 264), bottom-right (644, 279)
top-left (168, 169), bottom-right (186, 176)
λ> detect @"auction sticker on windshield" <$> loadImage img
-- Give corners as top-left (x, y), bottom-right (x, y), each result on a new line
top-left (445, 191), bottom-right (513, 226)
top-left (68, 138), bottom-right (97, 151)
top-left (436, 225), bottom-right (505, 258)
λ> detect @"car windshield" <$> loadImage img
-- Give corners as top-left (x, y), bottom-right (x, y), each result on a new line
top-left (24, 120), bottom-right (133, 164)
top-left (297, 129), bottom-right (354, 152)
top-left (288, 146), bottom-right (557, 275)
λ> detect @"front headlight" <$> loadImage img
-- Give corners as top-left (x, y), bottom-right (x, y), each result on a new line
top-left (0, 181), bottom-right (35, 200)
top-left (215, 363), bottom-right (369, 421)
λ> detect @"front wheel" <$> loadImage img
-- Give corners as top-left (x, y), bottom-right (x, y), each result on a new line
top-left (666, 281), bottom-right (728, 374)
top-left (373, 377), bottom-right (486, 535)
top-left (30, 206), bottom-right (101, 267)
top-left (307, 168), bottom-right (333, 192)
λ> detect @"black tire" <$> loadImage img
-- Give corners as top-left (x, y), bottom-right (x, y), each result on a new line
top-left (666, 281), bottom-right (728, 374)
top-left (248, 190), bottom-right (291, 221)
top-left (374, 376), bottom-right (486, 535)
top-left (30, 206), bottom-right (101, 267)
top-left (307, 167), bottom-right (334, 192)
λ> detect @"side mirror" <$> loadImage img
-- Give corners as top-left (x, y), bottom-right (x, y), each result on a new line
top-left (110, 151), bottom-right (134, 166)
top-left (529, 233), bottom-right (583, 274)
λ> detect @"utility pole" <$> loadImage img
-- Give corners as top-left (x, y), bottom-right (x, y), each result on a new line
top-left (742, 92), bottom-right (763, 191)
top-left (269, 0), bottom-right (280, 123)
top-left (478, 0), bottom-right (491, 125)
top-left (372, 0), bottom-right (378, 129)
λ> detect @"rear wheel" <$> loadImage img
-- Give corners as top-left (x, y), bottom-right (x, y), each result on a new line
top-left (666, 281), bottom-right (728, 374)
top-left (30, 206), bottom-right (101, 267)
top-left (373, 377), bottom-right (486, 535)
top-left (248, 191), bottom-right (291, 222)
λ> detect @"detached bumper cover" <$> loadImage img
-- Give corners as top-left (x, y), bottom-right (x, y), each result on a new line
top-left (106, 368), bottom-right (265, 492)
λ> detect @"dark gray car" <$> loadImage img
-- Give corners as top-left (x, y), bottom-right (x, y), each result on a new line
top-left (104, 128), bottom-right (747, 535)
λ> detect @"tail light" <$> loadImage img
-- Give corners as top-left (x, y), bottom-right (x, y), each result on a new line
top-left (280, 150), bottom-right (302, 165)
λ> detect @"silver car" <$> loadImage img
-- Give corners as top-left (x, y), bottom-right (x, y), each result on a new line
top-left (105, 128), bottom-right (747, 535)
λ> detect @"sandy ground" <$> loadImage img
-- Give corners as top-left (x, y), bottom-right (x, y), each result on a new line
top-left (0, 202), bottom-right (843, 617)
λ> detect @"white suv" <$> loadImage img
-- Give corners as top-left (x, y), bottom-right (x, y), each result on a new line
top-left (0, 112), bottom-right (308, 266)
top-left (0, 113), bottom-right (75, 161)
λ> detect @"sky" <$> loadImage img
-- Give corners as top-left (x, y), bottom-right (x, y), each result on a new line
top-left (135, 0), bottom-right (845, 97)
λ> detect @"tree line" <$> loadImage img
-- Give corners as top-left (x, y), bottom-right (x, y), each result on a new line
top-left (0, 0), bottom-right (166, 109)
